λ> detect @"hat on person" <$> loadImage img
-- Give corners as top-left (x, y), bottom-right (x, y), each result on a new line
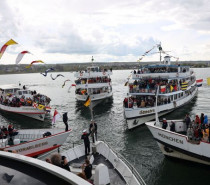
top-left (83, 129), bottom-right (87, 133)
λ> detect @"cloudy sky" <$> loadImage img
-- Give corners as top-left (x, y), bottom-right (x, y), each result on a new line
top-left (0, 0), bottom-right (210, 64)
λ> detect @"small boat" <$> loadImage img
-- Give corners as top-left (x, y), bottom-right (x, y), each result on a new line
top-left (74, 57), bottom-right (113, 104)
top-left (39, 140), bottom-right (146, 185)
top-left (0, 84), bottom-right (51, 121)
top-left (123, 44), bottom-right (197, 129)
top-left (0, 150), bottom-right (89, 185)
top-left (0, 127), bottom-right (71, 157)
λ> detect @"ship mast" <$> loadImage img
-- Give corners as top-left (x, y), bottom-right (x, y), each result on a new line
top-left (158, 43), bottom-right (162, 63)
top-left (91, 56), bottom-right (94, 66)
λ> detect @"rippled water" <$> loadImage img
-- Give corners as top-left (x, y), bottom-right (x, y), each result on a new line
top-left (0, 68), bottom-right (210, 185)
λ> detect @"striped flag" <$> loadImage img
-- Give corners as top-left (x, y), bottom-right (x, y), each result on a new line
top-left (181, 82), bottom-right (188, 91)
top-left (196, 79), bottom-right (203, 87)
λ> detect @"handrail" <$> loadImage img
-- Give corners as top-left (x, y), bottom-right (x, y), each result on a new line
top-left (102, 140), bottom-right (146, 185)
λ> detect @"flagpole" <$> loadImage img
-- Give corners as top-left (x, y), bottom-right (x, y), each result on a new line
top-left (155, 85), bottom-right (160, 125)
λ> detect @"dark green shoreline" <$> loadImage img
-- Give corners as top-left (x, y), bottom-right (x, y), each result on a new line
top-left (0, 61), bottom-right (209, 75)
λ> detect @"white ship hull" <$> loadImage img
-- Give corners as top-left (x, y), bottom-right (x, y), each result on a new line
top-left (125, 87), bottom-right (197, 129)
top-left (0, 104), bottom-right (46, 121)
top-left (2, 129), bottom-right (71, 157)
top-left (76, 91), bottom-right (113, 101)
top-left (146, 121), bottom-right (210, 166)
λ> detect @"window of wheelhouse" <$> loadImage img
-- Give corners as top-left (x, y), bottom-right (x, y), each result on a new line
top-left (170, 95), bottom-right (173, 101)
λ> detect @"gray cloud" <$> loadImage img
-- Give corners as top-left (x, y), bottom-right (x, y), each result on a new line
top-left (0, 1), bottom-right (18, 40)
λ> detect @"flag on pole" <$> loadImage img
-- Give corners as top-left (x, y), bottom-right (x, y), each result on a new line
top-left (196, 79), bottom-right (203, 87)
top-left (52, 109), bottom-right (61, 124)
top-left (181, 82), bottom-right (188, 91)
top-left (0, 39), bottom-right (18, 59)
top-left (84, 96), bottom-right (91, 107)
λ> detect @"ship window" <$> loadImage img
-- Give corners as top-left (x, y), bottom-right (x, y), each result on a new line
top-left (181, 92), bottom-right (183, 96)
top-left (23, 91), bottom-right (28, 94)
top-left (170, 95), bottom-right (173, 101)
top-left (174, 94), bottom-right (177, 100)
top-left (18, 91), bottom-right (23, 95)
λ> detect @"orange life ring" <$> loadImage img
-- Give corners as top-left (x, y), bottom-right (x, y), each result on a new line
top-left (80, 73), bottom-right (83, 76)
top-left (103, 72), bottom-right (106, 75)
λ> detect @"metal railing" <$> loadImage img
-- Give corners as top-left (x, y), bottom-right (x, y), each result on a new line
top-left (103, 140), bottom-right (146, 185)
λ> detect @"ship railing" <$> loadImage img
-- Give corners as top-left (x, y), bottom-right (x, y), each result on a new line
top-left (68, 140), bottom-right (146, 185)
top-left (102, 140), bottom-right (146, 185)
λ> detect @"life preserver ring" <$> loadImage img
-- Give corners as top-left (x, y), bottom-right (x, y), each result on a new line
top-left (103, 72), bottom-right (106, 75)
top-left (80, 73), bottom-right (83, 76)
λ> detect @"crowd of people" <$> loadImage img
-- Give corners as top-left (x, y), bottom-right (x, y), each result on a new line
top-left (186, 114), bottom-right (210, 142)
top-left (123, 96), bottom-right (172, 108)
top-left (75, 77), bottom-right (111, 85)
top-left (133, 67), bottom-right (179, 74)
top-left (0, 91), bottom-right (50, 108)
top-left (129, 78), bottom-right (181, 94)
top-left (0, 125), bottom-right (16, 140)
top-left (75, 87), bottom-right (111, 95)
top-left (161, 114), bottom-right (210, 142)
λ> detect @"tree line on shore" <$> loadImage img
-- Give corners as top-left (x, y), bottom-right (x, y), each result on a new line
top-left (0, 61), bottom-right (209, 75)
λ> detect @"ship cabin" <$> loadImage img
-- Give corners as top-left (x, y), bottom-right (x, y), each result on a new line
top-left (74, 66), bottom-right (112, 78)
top-left (132, 64), bottom-right (192, 80)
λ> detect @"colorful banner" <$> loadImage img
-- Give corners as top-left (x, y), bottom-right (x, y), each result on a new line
top-left (25, 60), bottom-right (44, 68)
top-left (16, 51), bottom-right (30, 64)
top-left (0, 39), bottom-right (18, 59)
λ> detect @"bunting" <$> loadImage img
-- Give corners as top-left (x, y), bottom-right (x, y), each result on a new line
top-left (62, 79), bottom-right (71, 88)
top-left (0, 39), bottom-right (18, 59)
top-left (16, 51), bottom-right (30, 64)
top-left (137, 46), bottom-right (156, 62)
top-left (25, 60), bottom-right (44, 68)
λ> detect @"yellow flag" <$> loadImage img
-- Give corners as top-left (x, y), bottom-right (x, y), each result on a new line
top-left (84, 96), bottom-right (91, 107)
top-left (5, 39), bottom-right (18, 46)
top-left (170, 85), bottom-right (174, 92)
top-left (38, 104), bottom-right (45, 110)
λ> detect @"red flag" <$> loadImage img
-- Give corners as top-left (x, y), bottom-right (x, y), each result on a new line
top-left (160, 86), bottom-right (166, 92)
top-left (52, 109), bottom-right (60, 124)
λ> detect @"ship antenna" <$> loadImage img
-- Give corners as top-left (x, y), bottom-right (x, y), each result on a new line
top-left (158, 42), bottom-right (162, 63)
top-left (91, 56), bottom-right (94, 66)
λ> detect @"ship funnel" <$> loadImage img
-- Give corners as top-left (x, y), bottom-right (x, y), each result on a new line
top-left (163, 55), bottom-right (171, 65)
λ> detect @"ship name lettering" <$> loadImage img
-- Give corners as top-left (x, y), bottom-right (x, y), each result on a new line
top-left (158, 133), bottom-right (183, 144)
top-left (139, 109), bottom-right (155, 115)
top-left (16, 141), bottom-right (48, 153)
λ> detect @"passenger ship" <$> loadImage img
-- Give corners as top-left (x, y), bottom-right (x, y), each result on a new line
top-left (0, 84), bottom-right (51, 121)
top-left (74, 57), bottom-right (112, 102)
top-left (124, 45), bottom-right (198, 129)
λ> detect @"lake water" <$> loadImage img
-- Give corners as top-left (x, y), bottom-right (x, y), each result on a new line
top-left (0, 68), bottom-right (210, 185)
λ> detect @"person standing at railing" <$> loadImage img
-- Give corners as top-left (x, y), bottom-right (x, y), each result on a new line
top-left (81, 129), bottom-right (91, 156)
